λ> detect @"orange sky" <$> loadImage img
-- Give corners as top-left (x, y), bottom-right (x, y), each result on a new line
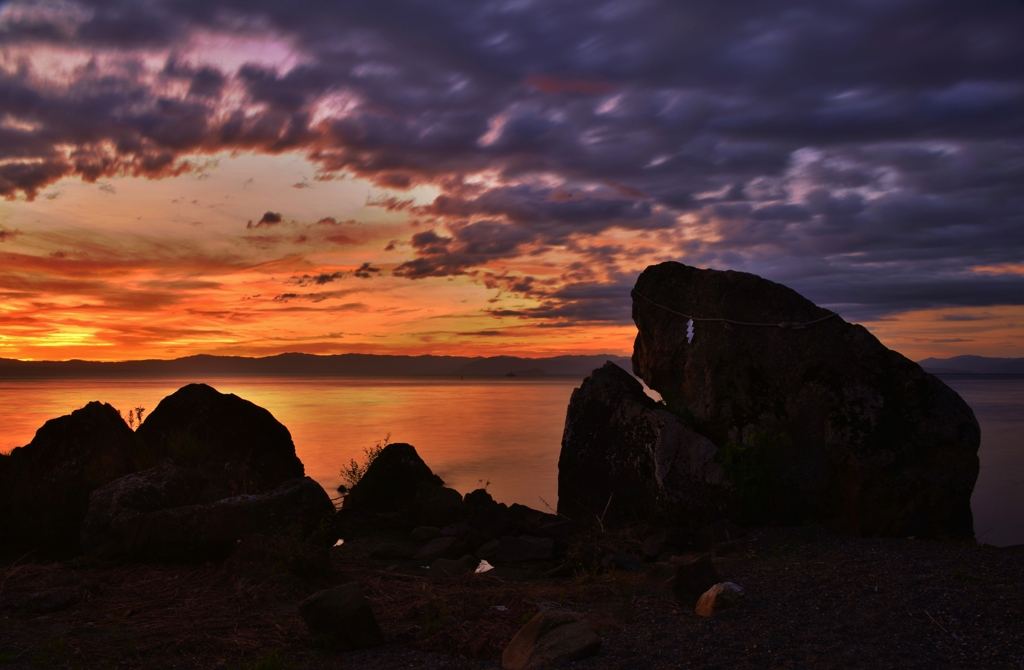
top-left (1, 151), bottom-right (1020, 363)
top-left (1, 4), bottom-right (1022, 364)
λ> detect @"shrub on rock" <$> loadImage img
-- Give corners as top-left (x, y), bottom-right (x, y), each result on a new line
top-left (342, 442), bottom-right (443, 513)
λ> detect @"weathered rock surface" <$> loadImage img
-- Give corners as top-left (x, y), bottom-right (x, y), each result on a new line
top-left (342, 442), bottom-right (443, 513)
top-left (502, 611), bottom-right (601, 670)
top-left (136, 383), bottom-right (304, 492)
top-left (297, 583), bottom-right (385, 651)
top-left (672, 554), bottom-right (722, 607)
top-left (117, 476), bottom-right (335, 561)
top-left (695, 581), bottom-right (746, 617)
top-left (0, 401), bottom-right (141, 556)
top-left (558, 361), bottom-right (730, 528)
top-left (81, 459), bottom-right (210, 559)
top-left (631, 262), bottom-right (980, 538)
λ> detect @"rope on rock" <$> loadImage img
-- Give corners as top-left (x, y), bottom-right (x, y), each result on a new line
top-left (631, 289), bottom-right (840, 330)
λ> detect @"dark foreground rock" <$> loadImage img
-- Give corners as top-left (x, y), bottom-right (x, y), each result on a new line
top-left (136, 383), bottom-right (304, 492)
top-left (81, 459), bottom-right (210, 559)
top-left (630, 262), bottom-right (980, 538)
top-left (0, 402), bottom-right (141, 557)
top-left (297, 583), bottom-right (385, 651)
top-left (558, 361), bottom-right (730, 528)
top-left (114, 476), bottom-right (335, 561)
top-left (502, 611), bottom-right (601, 670)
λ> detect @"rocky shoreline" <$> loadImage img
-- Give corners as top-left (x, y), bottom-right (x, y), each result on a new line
top-left (2, 524), bottom-right (1022, 669)
top-left (1, 262), bottom-right (1011, 668)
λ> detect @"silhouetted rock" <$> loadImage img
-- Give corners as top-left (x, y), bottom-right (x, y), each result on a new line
top-left (695, 581), bottom-right (746, 617)
top-left (672, 554), bottom-right (722, 607)
top-left (502, 611), bottom-right (601, 670)
top-left (557, 362), bottom-right (731, 528)
top-left (413, 484), bottom-right (464, 527)
top-left (0, 401), bottom-right (140, 557)
top-left (342, 442), bottom-right (443, 513)
top-left (81, 459), bottom-right (210, 559)
top-left (297, 583), bottom-right (385, 651)
top-left (632, 262), bottom-right (980, 538)
top-left (118, 476), bottom-right (335, 561)
top-left (136, 383), bottom-right (304, 492)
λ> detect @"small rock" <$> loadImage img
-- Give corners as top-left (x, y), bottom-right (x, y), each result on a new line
top-left (414, 484), bottom-right (465, 527)
top-left (671, 554), bottom-right (721, 607)
top-left (411, 526), bottom-right (441, 541)
top-left (476, 539), bottom-right (500, 560)
top-left (414, 535), bottom-right (458, 560)
top-left (497, 535), bottom-right (554, 563)
top-left (502, 611), bottom-right (601, 670)
top-left (297, 583), bottom-right (384, 651)
top-left (695, 581), bottom-right (746, 617)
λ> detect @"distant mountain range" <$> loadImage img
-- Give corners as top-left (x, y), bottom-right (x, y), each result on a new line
top-left (0, 353), bottom-right (633, 379)
top-left (918, 355), bottom-right (1024, 375)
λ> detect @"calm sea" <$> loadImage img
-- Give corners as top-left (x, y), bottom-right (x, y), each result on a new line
top-left (0, 374), bottom-right (1020, 546)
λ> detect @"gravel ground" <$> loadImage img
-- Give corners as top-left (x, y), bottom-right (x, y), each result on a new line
top-left (2, 527), bottom-right (1022, 669)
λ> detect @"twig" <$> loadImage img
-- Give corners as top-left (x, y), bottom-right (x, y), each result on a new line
top-left (925, 610), bottom-right (949, 635)
top-left (538, 496), bottom-right (571, 520)
top-left (599, 493), bottom-right (614, 532)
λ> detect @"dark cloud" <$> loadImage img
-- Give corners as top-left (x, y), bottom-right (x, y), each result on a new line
top-left (247, 212), bottom-right (283, 229)
top-left (0, 228), bottom-right (19, 242)
top-left (1, 0), bottom-right (1023, 319)
top-left (354, 262), bottom-right (380, 279)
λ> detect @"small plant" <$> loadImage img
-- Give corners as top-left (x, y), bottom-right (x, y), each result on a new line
top-left (121, 405), bottom-right (146, 430)
top-left (340, 434), bottom-right (390, 487)
top-left (478, 478), bottom-right (491, 490)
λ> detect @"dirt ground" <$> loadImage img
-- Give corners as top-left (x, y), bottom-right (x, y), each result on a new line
top-left (2, 526), bottom-right (1022, 669)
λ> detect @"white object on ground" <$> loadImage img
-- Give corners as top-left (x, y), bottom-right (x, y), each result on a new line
top-left (475, 559), bottom-right (495, 574)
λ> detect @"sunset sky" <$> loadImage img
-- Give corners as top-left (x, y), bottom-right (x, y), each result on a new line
top-left (1, 1), bottom-right (1022, 362)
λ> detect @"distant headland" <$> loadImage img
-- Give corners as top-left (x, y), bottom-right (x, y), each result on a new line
top-left (0, 352), bottom-right (633, 379)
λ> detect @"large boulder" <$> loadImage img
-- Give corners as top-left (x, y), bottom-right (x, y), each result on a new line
top-left (0, 402), bottom-right (141, 557)
top-left (558, 362), bottom-right (730, 528)
top-left (80, 459), bottom-right (210, 559)
top-left (631, 262), bottom-right (980, 538)
top-left (342, 442), bottom-right (443, 513)
top-left (115, 476), bottom-right (335, 561)
top-left (136, 383), bottom-right (304, 492)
